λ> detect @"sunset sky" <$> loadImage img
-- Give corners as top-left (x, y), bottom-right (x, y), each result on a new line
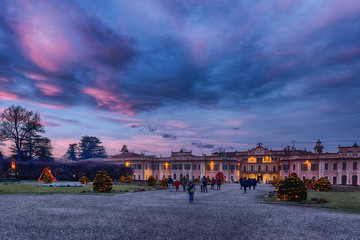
top-left (1, 0), bottom-right (360, 157)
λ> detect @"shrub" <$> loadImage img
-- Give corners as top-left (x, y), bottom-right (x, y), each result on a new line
top-left (79, 176), bottom-right (90, 184)
top-left (194, 178), bottom-right (200, 183)
top-left (272, 177), bottom-right (283, 191)
top-left (92, 170), bottom-right (113, 192)
top-left (277, 175), bottom-right (307, 201)
top-left (289, 172), bottom-right (299, 178)
top-left (125, 175), bottom-right (132, 183)
top-left (314, 177), bottom-right (332, 191)
top-left (206, 177), bottom-right (211, 185)
top-left (43, 173), bottom-right (53, 183)
top-left (303, 178), bottom-right (316, 189)
top-left (147, 175), bottom-right (156, 186)
top-left (119, 176), bottom-right (126, 183)
top-left (161, 177), bottom-right (168, 189)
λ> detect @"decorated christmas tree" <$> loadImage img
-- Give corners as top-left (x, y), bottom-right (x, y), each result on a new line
top-left (194, 178), bottom-right (200, 183)
top-left (303, 178), bottom-right (316, 189)
top-left (273, 177), bottom-right (283, 191)
top-left (79, 176), bottom-right (90, 184)
top-left (215, 172), bottom-right (225, 183)
top-left (314, 177), bottom-right (332, 191)
top-left (119, 176), bottom-right (126, 183)
top-left (43, 173), bottom-right (53, 183)
top-left (277, 175), bottom-right (307, 201)
top-left (147, 175), bottom-right (156, 186)
top-left (92, 170), bottom-right (113, 192)
top-left (206, 177), bottom-right (211, 185)
top-left (160, 177), bottom-right (168, 189)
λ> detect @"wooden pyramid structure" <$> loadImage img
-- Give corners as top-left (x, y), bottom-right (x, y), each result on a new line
top-left (38, 168), bottom-right (57, 182)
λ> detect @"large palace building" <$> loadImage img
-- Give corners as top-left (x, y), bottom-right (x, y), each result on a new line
top-left (99, 140), bottom-right (360, 185)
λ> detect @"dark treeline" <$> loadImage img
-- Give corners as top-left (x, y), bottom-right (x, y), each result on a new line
top-left (0, 159), bottom-right (134, 181)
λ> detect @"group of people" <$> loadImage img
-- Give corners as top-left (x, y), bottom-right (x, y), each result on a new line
top-left (239, 177), bottom-right (258, 193)
top-left (168, 176), bottom-right (258, 202)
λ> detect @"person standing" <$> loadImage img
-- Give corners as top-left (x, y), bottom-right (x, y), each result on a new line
top-left (187, 182), bottom-right (195, 202)
top-left (243, 177), bottom-right (248, 194)
top-left (211, 177), bottom-right (215, 190)
top-left (200, 177), bottom-right (204, 192)
top-left (253, 179), bottom-right (258, 190)
top-left (202, 176), bottom-right (208, 192)
top-left (216, 177), bottom-right (221, 190)
top-left (182, 178), bottom-right (187, 192)
top-left (240, 177), bottom-right (244, 190)
top-left (174, 179), bottom-right (180, 191)
top-left (168, 176), bottom-right (173, 191)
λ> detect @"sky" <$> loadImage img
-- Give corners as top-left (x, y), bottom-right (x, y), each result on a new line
top-left (0, 0), bottom-right (360, 158)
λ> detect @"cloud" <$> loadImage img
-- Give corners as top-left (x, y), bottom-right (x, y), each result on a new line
top-left (162, 134), bottom-right (177, 140)
top-left (192, 142), bottom-right (214, 149)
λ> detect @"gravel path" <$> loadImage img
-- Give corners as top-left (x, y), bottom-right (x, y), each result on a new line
top-left (0, 184), bottom-right (359, 240)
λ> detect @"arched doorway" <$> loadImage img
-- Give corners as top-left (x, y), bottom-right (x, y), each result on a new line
top-left (263, 174), bottom-right (270, 183)
top-left (333, 176), bottom-right (337, 185)
top-left (352, 175), bottom-right (358, 186)
top-left (341, 175), bottom-right (347, 185)
top-left (256, 173), bottom-right (263, 182)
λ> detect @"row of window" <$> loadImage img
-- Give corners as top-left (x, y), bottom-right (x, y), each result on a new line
top-left (283, 162), bottom-right (359, 171)
top-left (243, 165), bottom-right (276, 172)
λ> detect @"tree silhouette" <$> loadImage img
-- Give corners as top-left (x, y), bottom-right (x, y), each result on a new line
top-left (78, 136), bottom-right (107, 159)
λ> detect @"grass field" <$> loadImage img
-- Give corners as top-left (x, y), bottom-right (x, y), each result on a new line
top-left (0, 182), bottom-right (161, 194)
top-left (264, 191), bottom-right (360, 212)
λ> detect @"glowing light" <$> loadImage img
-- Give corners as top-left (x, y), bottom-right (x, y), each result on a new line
top-left (125, 162), bottom-right (130, 167)
top-left (11, 162), bottom-right (16, 169)
top-left (248, 157), bottom-right (256, 163)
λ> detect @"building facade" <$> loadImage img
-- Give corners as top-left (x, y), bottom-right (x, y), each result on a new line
top-left (103, 140), bottom-right (360, 185)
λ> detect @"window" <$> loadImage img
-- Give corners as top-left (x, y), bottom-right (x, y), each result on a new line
top-left (173, 174), bottom-right (176, 180)
top-left (172, 164), bottom-right (177, 170)
top-left (145, 164), bottom-right (148, 169)
top-left (333, 163), bottom-right (337, 170)
top-left (162, 165), bottom-right (166, 170)
top-left (156, 175), bottom-right (158, 181)
top-left (250, 165), bottom-right (254, 171)
top-left (353, 162), bottom-right (358, 170)
top-left (283, 164), bottom-right (289, 171)
top-left (178, 164), bottom-right (183, 170)
top-left (138, 175), bottom-right (140, 180)
top-left (342, 162), bottom-right (347, 170)
top-left (257, 158), bottom-right (262, 163)
top-left (273, 166), bottom-right (276, 173)
top-left (133, 175), bottom-right (136, 180)
top-left (243, 166), bottom-right (247, 172)
top-left (311, 164), bottom-right (318, 171)
top-left (302, 176), bottom-right (306, 180)
top-left (214, 164), bottom-right (219, 171)
top-left (266, 165), bottom-right (269, 171)
top-left (223, 164), bottom-right (228, 170)
top-left (301, 164), bottom-right (308, 171)
top-left (333, 176), bottom-right (337, 185)
top-left (206, 165), bottom-right (210, 170)
top-left (133, 164), bottom-right (137, 169)
top-left (137, 164), bottom-right (142, 170)
top-left (273, 157), bottom-right (277, 161)
top-left (230, 165), bottom-right (235, 171)
top-left (198, 164), bottom-right (201, 170)
top-left (242, 158), bottom-right (247, 161)
top-left (258, 165), bottom-right (261, 171)
top-left (293, 164), bottom-right (296, 171)
top-left (324, 163), bottom-right (328, 170)
top-left (192, 164), bottom-right (196, 170)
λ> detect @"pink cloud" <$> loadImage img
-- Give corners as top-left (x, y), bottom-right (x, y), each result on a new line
top-left (82, 87), bottom-right (136, 115)
top-left (35, 82), bottom-right (62, 96)
top-left (0, 91), bottom-right (21, 100)
top-left (0, 77), bottom-right (9, 82)
top-left (39, 103), bottom-right (67, 110)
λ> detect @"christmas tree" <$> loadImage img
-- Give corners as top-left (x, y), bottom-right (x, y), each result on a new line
top-left (92, 170), bottom-right (113, 192)
top-left (147, 175), bottom-right (156, 186)
top-left (79, 176), bottom-right (90, 184)
top-left (43, 173), bottom-right (53, 183)
top-left (314, 177), bottom-right (332, 191)
top-left (160, 177), bottom-right (168, 189)
top-left (277, 175), bottom-right (307, 201)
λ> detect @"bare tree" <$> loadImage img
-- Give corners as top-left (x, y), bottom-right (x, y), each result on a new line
top-left (0, 105), bottom-right (44, 161)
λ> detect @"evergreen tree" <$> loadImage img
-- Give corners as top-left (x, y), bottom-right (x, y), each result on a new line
top-left (277, 175), bottom-right (307, 201)
top-left (78, 136), bottom-right (107, 159)
top-left (92, 170), bottom-right (112, 192)
top-left (147, 175), bottom-right (156, 186)
top-left (121, 145), bottom-right (129, 154)
top-left (64, 143), bottom-right (78, 160)
top-left (314, 177), bottom-right (332, 191)
top-left (33, 137), bottom-right (54, 161)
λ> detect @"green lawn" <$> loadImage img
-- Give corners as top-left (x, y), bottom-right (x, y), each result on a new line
top-left (0, 182), bottom-right (161, 194)
top-left (264, 191), bottom-right (360, 212)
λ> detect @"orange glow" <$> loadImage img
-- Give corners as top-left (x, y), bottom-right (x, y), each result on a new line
top-left (125, 162), bottom-right (130, 167)
top-left (248, 157), bottom-right (256, 163)
top-left (38, 168), bottom-right (57, 182)
top-left (263, 156), bottom-right (271, 163)
top-left (11, 162), bottom-right (16, 169)
top-left (164, 163), bottom-right (169, 170)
